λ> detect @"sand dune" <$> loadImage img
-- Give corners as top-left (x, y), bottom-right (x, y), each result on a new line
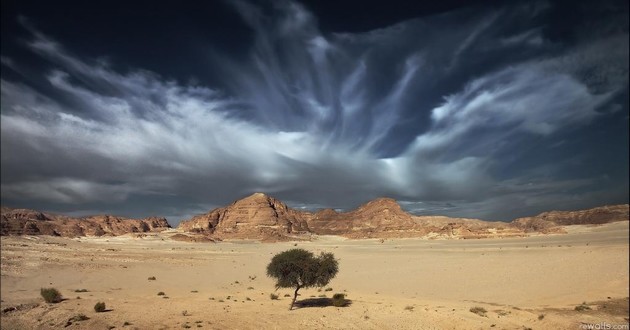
top-left (1, 222), bottom-right (628, 329)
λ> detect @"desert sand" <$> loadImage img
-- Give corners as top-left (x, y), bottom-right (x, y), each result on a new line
top-left (1, 222), bottom-right (628, 330)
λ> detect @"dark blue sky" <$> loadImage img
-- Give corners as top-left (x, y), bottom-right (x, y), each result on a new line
top-left (1, 0), bottom-right (628, 225)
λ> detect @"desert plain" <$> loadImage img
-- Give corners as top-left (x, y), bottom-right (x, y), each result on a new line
top-left (1, 221), bottom-right (629, 330)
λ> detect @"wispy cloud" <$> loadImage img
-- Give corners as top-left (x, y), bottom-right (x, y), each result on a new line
top-left (1, 1), bottom-right (627, 223)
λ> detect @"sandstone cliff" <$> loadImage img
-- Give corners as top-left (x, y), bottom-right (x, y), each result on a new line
top-left (511, 204), bottom-right (629, 232)
top-left (177, 194), bottom-right (628, 241)
top-left (0, 207), bottom-right (171, 237)
top-left (177, 193), bottom-right (311, 240)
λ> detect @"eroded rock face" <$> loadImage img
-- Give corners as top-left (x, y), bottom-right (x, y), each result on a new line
top-left (511, 204), bottom-right (629, 232)
top-left (307, 198), bottom-right (418, 237)
top-left (0, 208), bottom-right (171, 237)
top-left (178, 195), bottom-right (628, 240)
top-left (178, 193), bottom-right (311, 240)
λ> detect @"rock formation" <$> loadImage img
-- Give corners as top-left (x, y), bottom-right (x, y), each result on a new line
top-left (177, 193), bottom-right (628, 241)
top-left (0, 207), bottom-right (171, 237)
top-left (3, 195), bottom-right (627, 241)
top-left (177, 193), bottom-right (311, 241)
top-left (511, 204), bottom-right (629, 232)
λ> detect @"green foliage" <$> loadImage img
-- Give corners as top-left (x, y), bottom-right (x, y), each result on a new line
top-left (40, 287), bottom-right (62, 303)
top-left (332, 293), bottom-right (346, 307)
top-left (574, 303), bottom-right (591, 311)
top-left (267, 249), bottom-right (338, 290)
top-left (267, 248), bottom-right (339, 310)
top-left (94, 302), bottom-right (106, 312)
top-left (469, 306), bottom-right (487, 316)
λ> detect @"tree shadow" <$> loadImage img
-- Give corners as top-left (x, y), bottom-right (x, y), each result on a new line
top-left (293, 297), bottom-right (353, 309)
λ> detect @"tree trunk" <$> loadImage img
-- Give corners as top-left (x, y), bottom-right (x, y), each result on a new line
top-left (289, 285), bottom-right (301, 310)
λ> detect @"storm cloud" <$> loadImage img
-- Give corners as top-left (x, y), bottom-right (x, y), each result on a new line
top-left (1, 1), bottom-right (628, 224)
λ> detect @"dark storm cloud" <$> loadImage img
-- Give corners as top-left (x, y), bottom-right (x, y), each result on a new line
top-left (1, 0), bottom-right (628, 224)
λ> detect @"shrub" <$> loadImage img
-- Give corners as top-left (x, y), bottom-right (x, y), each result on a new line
top-left (40, 287), bottom-right (62, 303)
top-left (324, 287), bottom-right (333, 292)
top-left (70, 314), bottom-right (90, 321)
top-left (94, 302), bottom-right (106, 312)
top-left (74, 289), bottom-right (89, 293)
top-left (148, 276), bottom-right (157, 280)
top-left (538, 313), bottom-right (545, 320)
top-left (469, 306), bottom-right (487, 317)
top-left (575, 304), bottom-right (591, 311)
top-left (270, 293), bottom-right (279, 300)
top-left (157, 292), bottom-right (165, 296)
top-left (404, 305), bottom-right (414, 311)
top-left (332, 293), bottom-right (346, 307)
top-left (267, 249), bottom-right (339, 310)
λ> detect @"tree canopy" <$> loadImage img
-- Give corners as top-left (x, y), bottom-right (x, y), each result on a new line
top-left (266, 248), bottom-right (339, 310)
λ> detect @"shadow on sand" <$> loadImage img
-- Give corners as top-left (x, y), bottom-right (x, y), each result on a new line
top-left (293, 297), bottom-right (352, 309)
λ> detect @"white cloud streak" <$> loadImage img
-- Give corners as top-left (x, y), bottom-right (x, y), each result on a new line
top-left (1, 1), bottom-right (627, 222)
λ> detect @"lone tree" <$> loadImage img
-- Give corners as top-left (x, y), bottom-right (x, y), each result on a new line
top-left (267, 248), bottom-right (339, 310)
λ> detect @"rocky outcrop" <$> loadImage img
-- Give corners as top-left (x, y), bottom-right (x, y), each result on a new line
top-left (178, 194), bottom-right (530, 240)
top-left (177, 193), bottom-right (311, 240)
top-left (307, 198), bottom-right (420, 238)
top-left (4, 196), bottom-right (627, 241)
top-left (178, 194), bottom-right (628, 240)
top-left (0, 207), bottom-right (171, 237)
top-left (511, 204), bottom-right (629, 232)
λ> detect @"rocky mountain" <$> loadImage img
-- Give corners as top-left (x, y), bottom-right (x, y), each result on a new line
top-left (177, 193), bottom-right (628, 241)
top-left (0, 207), bottom-right (171, 237)
top-left (3, 195), bottom-right (627, 241)
top-left (177, 193), bottom-right (311, 241)
top-left (511, 204), bottom-right (629, 232)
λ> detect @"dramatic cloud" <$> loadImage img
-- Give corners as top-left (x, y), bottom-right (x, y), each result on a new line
top-left (1, 1), bottom-right (628, 224)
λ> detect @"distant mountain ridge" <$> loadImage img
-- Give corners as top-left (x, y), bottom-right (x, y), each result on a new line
top-left (2, 194), bottom-right (628, 240)
top-left (176, 193), bottom-right (629, 241)
top-left (0, 207), bottom-right (171, 237)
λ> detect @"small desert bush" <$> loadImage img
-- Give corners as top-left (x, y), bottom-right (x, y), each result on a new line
top-left (270, 293), bottom-right (279, 300)
top-left (71, 314), bottom-right (90, 321)
top-left (332, 293), bottom-right (346, 307)
top-left (74, 289), bottom-right (89, 293)
top-left (404, 305), bottom-right (414, 311)
top-left (157, 292), bottom-right (165, 296)
top-left (324, 287), bottom-right (333, 292)
top-left (470, 306), bottom-right (487, 316)
top-left (94, 302), bottom-right (106, 312)
top-left (40, 287), bottom-right (62, 303)
top-left (538, 313), bottom-right (545, 320)
top-left (574, 303), bottom-right (591, 311)
top-left (283, 294), bottom-right (291, 297)
top-left (148, 276), bottom-right (156, 280)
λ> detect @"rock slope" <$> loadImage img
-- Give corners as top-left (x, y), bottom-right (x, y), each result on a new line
top-left (177, 193), bottom-right (311, 241)
top-left (177, 193), bottom-right (628, 241)
top-left (0, 207), bottom-right (171, 237)
top-left (511, 204), bottom-right (629, 232)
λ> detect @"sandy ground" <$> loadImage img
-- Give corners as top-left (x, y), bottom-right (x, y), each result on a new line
top-left (1, 222), bottom-right (628, 330)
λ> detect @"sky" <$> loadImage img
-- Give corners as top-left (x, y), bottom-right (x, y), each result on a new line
top-left (1, 0), bottom-right (628, 225)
